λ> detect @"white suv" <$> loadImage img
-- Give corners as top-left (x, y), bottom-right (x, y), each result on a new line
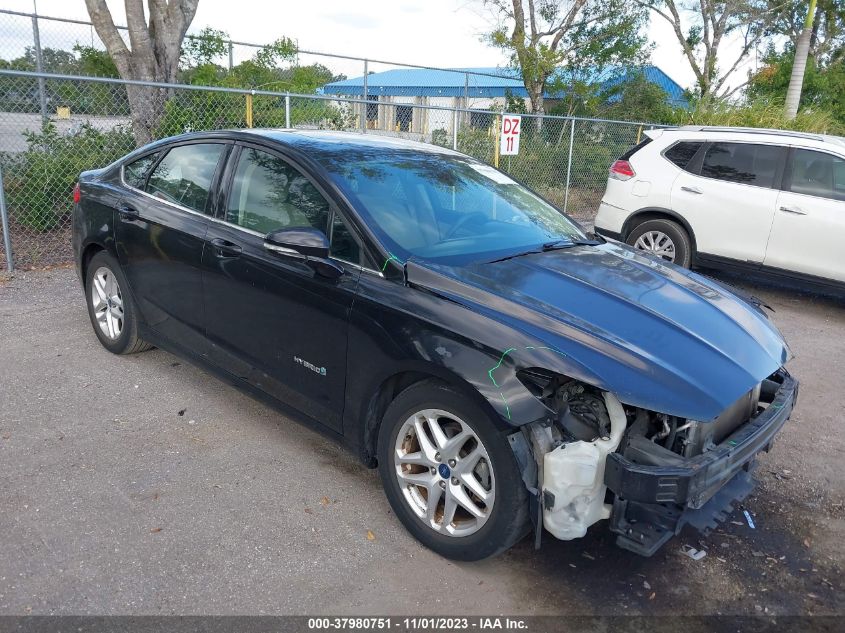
top-left (593, 126), bottom-right (845, 288)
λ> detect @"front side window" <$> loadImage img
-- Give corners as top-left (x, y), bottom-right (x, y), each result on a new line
top-left (124, 152), bottom-right (159, 189)
top-left (316, 147), bottom-right (586, 265)
top-left (700, 142), bottom-right (782, 188)
top-left (788, 149), bottom-right (845, 202)
top-left (146, 144), bottom-right (224, 213)
top-left (329, 213), bottom-right (363, 265)
top-left (226, 147), bottom-right (330, 235)
top-left (664, 141), bottom-right (702, 171)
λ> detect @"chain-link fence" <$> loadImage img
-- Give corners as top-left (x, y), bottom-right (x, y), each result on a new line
top-left (0, 8), bottom-right (534, 111)
top-left (0, 68), bottom-right (660, 271)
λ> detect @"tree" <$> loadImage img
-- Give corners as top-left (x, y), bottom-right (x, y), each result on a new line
top-left (784, 0), bottom-right (817, 119)
top-left (767, 0), bottom-right (845, 64)
top-left (84, 0), bottom-right (200, 145)
top-left (634, 1), bottom-right (773, 104)
top-left (749, 47), bottom-right (845, 128)
top-left (485, 1), bottom-right (649, 115)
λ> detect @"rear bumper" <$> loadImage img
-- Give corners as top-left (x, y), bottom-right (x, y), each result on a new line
top-left (594, 200), bottom-right (630, 237)
top-left (604, 369), bottom-right (797, 556)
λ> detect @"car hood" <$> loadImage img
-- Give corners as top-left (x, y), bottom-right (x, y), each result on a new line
top-left (405, 242), bottom-right (791, 421)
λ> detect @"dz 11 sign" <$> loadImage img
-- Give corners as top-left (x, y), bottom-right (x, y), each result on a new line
top-left (500, 114), bottom-right (521, 156)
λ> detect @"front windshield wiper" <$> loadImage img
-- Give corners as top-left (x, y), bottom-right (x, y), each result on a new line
top-left (486, 238), bottom-right (600, 264)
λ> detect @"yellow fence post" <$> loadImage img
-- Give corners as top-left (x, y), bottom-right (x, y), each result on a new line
top-left (494, 115), bottom-right (501, 168)
top-left (245, 92), bottom-right (254, 128)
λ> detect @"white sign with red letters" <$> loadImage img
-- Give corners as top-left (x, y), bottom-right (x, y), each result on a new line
top-left (500, 114), bottom-right (522, 156)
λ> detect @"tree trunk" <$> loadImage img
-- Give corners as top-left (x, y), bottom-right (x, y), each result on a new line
top-left (85, 0), bottom-right (198, 146)
top-left (785, 0), bottom-right (818, 120)
top-left (125, 85), bottom-right (166, 146)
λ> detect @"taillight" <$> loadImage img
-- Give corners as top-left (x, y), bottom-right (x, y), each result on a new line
top-left (73, 183), bottom-right (81, 204)
top-left (609, 159), bottom-right (635, 181)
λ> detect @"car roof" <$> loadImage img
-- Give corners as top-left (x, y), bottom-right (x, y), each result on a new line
top-left (660, 125), bottom-right (845, 152)
top-left (145, 128), bottom-right (464, 158)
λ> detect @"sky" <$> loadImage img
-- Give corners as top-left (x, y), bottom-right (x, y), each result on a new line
top-left (0, 0), bottom-right (766, 94)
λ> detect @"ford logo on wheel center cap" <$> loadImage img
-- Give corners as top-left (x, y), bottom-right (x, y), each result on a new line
top-left (438, 463), bottom-right (451, 479)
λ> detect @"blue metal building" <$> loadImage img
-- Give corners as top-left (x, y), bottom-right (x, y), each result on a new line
top-left (322, 65), bottom-right (687, 107)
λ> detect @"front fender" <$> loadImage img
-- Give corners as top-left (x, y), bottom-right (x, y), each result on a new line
top-left (344, 273), bottom-right (610, 437)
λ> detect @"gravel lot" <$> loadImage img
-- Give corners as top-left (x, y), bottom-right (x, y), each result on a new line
top-left (0, 266), bottom-right (843, 616)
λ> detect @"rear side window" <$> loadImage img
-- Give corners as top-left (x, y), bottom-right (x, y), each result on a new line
top-left (619, 137), bottom-right (652, 161)
top-left (123, 152), bottom-right (159, 189)
top-left (146, 143), bottom-right (225, 213)
top-left (701, 142), bottom-right (782, 188)
top-left (664, 142), bottom-right (702, 170)
top-left (787, 149), bottom-right (845, 202)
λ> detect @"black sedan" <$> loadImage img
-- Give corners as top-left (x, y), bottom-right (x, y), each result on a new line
top-left (73, 130), bottom-right (797, 560)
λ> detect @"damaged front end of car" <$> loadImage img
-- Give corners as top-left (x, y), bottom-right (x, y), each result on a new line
top-left (509, 368), bottom-right (798, 556)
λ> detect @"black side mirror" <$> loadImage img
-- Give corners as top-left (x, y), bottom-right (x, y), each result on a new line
top-left (263, 227), bottom-right (344, 279)
top-left (264, 227), bottom-right (330, 258)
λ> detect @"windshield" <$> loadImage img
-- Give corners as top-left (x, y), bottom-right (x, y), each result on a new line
top-left (315, 147), bottom-right (587, 265)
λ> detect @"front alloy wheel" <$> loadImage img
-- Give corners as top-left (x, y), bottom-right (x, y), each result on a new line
top-left (378, 380), bottom-right (529, 561)
top-left (393, 408), bottom-right (495, 536)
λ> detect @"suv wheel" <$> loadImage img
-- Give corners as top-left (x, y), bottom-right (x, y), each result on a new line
top-left (85, 251), bottom-right (153, 355)
top-left (627, 218), bottom-right (692, 268)
top-left (377, 380), bottom-right (529, 561)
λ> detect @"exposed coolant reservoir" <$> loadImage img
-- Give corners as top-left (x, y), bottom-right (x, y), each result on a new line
top-left (543, 392), bottom-right (627, 540)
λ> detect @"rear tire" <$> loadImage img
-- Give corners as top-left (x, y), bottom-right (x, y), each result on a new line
top-left (626, 218), bottom-right (692, 268)
top-left (377, 379), bottom-right (529, 561)
top-left (84, 251), bottom-right (152, 355)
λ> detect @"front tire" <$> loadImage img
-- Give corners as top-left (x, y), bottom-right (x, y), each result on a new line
top-left (84, 251), bottom-right (152, 355)
top-left (377, 380), bottom-right (529, 561)
top-left (626, 218), bottom-right (692, 268)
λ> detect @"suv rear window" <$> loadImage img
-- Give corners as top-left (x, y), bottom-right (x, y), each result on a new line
top-left (618, 137), bottom-right (652, 161)
top-left (664, 142), bottom-right (702, 170)
top-left (701, 142), bottom-right (782, 188)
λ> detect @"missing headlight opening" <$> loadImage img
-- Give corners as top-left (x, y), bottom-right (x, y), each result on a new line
top-left (514, 369), bottom-right (794, 556)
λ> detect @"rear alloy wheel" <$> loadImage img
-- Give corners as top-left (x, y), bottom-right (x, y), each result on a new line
top-left (378, 380), bottom-right (529, 560)
top-left (91, 266), bottom-right (124, 341)
top-left (85, 251), bottom-right (152, 355)
top-left (626, 218), bottom-right (692, 268)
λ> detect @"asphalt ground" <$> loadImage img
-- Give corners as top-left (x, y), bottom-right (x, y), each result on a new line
top-left (0, 266), bottom-right (843, 616)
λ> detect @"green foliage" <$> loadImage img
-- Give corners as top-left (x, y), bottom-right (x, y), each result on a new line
top-left (3, 122), bottom-right (134, 231)
top-left (748, 48), bottom-right (845, 129)
top-left (73, 45), bottom-right (119, 78)
top-left (456, 126), bottom-right (497, 164)
top-left (599, 72), bottom-right (678, 123)
top-left (766, 0), bottom-right (845, 64)
top-left (181, 27), bottom-right (230, 68)
top-left (253, 38), bottom-right (297, 71)
top-left (431, 128), bottom-right (452, 148)
top-left (485, 0), bottom-right (650, 112)
top-left (666, 101), bottom-right (844, 134)
top-left (503, 90), bottom-right (528, 114)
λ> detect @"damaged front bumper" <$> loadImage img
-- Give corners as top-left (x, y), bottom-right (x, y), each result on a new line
top-left (604, 370), bottom-right (798, 556)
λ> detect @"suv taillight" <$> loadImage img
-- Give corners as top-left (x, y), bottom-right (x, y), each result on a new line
top-left (609, 160), bottom-right (635, 181)
top-left (73, 183), bottom-right (81, 204)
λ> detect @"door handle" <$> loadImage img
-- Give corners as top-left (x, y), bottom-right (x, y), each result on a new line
top-left (779, 206), bottom-right (807, 216)
top-left (116, 203), bottom-right (139, 220)
top-left (209, 237), bottom-right (242, 258)
top-left (680, 186), bottom-right (703, 194)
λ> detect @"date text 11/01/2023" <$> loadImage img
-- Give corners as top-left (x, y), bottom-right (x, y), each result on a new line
top-left (307, 617), bottom-right (529, 630)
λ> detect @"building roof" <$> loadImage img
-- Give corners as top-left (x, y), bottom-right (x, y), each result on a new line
top-left (322, 65), bottom-right (688, 106)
